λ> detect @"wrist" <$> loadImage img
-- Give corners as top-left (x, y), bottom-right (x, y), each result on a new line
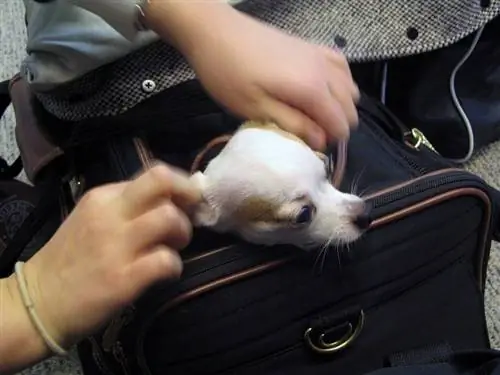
top-left (21, 260), bottom-right (74, 350)
top-left (143, 0), bottom-right (241, 57)
top-left (0, 274), bottom-right (52, 373)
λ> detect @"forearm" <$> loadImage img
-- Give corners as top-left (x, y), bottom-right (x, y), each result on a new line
top-left (142, 0), bottom-right (240, 57)
top-left (0, 274), bottom-right (51, 375)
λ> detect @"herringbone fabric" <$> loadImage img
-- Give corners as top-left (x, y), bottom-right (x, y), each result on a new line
top-left (36, 0), bottom-right (500, 121)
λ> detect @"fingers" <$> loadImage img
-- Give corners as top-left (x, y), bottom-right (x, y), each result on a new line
top-left (122, 163), bottom-right (202, 218)
top-left (129, 246), bottom-right (183, 292)
top-left (321, 46), bottom-right (360, 101)
top-left (260, 98), bottom-right (327, 150)
top-left (307, 83), bottom-right (352, 142)
top-left (327, 77), bottom-right (358, 128)
top-left (128, 201), bottom-right (193, 251)
top-left (302, 49), bottom-right (359, 143)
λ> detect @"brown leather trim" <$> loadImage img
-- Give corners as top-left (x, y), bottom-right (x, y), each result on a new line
top-left (331, 140), bottom-right (347, 189)
top-left (371, 187), bottom-right (491, 289)
top-left (189, 135), bottom-right (347, 189)
top-left (184, 245), bottom-right (233, 264)
top-left (156, 258), bottom-right (290, 318)
top-left (139, 185), bottom-right (491, 335)
top-left (371, 187), bottom-right (488, 228)
top-left (190, 134), bottom-right (233, 175)
top-left (136, 257), bottom-right (293, 374)
top-left (9, 75), bottom-right (64, 182)
top-left (363, 168), bottom-right (462, 200)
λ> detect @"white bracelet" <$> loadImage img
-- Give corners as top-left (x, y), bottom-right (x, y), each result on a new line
top-left (14, 262), bottom-right (68, 356)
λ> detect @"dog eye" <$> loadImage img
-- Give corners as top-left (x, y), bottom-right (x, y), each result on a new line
top-left (294, 204), bottom-right (316, 225)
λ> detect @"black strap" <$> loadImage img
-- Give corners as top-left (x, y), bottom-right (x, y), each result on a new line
top-left (0, 79), bottom-right (23, 180)
top-left (0, 77), bottom-right (48, 277)
top-left (387, 342), bottom-right (454, 367)
top-left (0, 79), bottom-right (11, 114)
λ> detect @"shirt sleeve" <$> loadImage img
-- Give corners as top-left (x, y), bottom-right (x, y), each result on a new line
top-left (67, 0), bottom-right (145, 40)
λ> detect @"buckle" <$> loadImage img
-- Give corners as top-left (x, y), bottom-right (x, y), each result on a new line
top-left (304, 309), bottom-right (365, 354)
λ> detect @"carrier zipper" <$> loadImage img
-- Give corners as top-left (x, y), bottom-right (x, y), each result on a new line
top-left (135, 170), bottom-right (492, 375)
top-left (363, 167), bottom-right (492, 287)
top-left (366, 168), bottom-right (471, 205)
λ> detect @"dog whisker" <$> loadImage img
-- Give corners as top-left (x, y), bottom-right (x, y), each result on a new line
top-left (320, 238), bottom-right (333, 273)
top-left (313, 235), bottom-right (332, 274)
top-left (350, 166), bottom-right (367, 196)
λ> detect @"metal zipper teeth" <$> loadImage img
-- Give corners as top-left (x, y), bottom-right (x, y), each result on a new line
top-left (368, 170), bottom-right (483, 208)
top-left (364, 168), bottom-right (468, 200)
top-left (365, 168), bottom-right (492, 293)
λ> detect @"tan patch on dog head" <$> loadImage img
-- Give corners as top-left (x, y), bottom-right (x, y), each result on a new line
top-left (239, 120), bottom-right (329, 163)
top-left (233, 196), bottom-right (281, 223)
top-left (239, 120), bottom-right (306, 145)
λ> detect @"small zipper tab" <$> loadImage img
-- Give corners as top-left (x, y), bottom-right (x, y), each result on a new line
top-left (405, 128), bottom-right (438, 154)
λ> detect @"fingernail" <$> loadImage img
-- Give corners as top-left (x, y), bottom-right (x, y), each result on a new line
top-left (167, 250), bottom-right (184, 278)
top-left (309, 129), bottom-right (326, 150)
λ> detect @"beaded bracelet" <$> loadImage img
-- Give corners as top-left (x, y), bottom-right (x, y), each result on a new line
top-left (14, 262), bottom-right (68, 356)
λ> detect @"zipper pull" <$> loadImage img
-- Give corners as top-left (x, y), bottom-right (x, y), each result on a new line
top-left (405, 128), bottom-right (439, 154)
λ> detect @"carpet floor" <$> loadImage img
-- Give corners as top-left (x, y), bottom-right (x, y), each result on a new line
top-left (1, 2), bottom-right (499, 374)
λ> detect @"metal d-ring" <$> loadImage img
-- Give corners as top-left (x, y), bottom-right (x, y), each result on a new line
top-left (304, 310), bottom-right (365, 354)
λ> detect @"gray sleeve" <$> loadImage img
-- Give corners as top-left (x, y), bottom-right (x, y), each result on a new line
top-left (67, 0), bottom-right (144, 40)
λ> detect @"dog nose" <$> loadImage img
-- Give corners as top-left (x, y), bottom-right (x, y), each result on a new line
top-left (353, 203), bottom-right (372, 230)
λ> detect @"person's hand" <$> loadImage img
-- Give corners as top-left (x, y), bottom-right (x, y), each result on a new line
top-left (19, 163), bottom-right (201, 349)
top-left (183, 10), bottom-right (360, 150)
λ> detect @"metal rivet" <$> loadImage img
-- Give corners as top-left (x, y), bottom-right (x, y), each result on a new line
top-left (334, 35), bottom-right (347, 48)
top-left (142, 79), bottom-right (156, 93)
top-left (406, 27), bottom-right (419, 41)
top-left (480, 0), bottom-right (491, 8)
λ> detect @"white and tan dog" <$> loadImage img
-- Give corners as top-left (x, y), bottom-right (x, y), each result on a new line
top-left (190, 121), bottom-right (370, 250)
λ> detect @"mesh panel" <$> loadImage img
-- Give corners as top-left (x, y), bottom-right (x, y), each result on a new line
top-left (36, 0), bottom-right (500, 121)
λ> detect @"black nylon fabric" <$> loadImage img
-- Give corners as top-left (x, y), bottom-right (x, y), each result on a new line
top-left (386, 17), bottom-right (500, 160)
top-left (59, 80), bottom-right (500, 375)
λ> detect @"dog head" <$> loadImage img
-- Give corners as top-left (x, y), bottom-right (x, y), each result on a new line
top-left (190, 121), bottom-right (370, 250)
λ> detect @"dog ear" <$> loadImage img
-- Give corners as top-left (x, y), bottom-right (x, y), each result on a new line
top-left (314, 151), bottom-right (334, 177)
top-left (314, 151), bottom-right (329, 164)
top-left (189, 172), bottom-right (221, 227)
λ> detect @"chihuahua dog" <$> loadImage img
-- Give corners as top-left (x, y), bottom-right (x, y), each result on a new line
top-left (190, 121), bottom-right (371, 250)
